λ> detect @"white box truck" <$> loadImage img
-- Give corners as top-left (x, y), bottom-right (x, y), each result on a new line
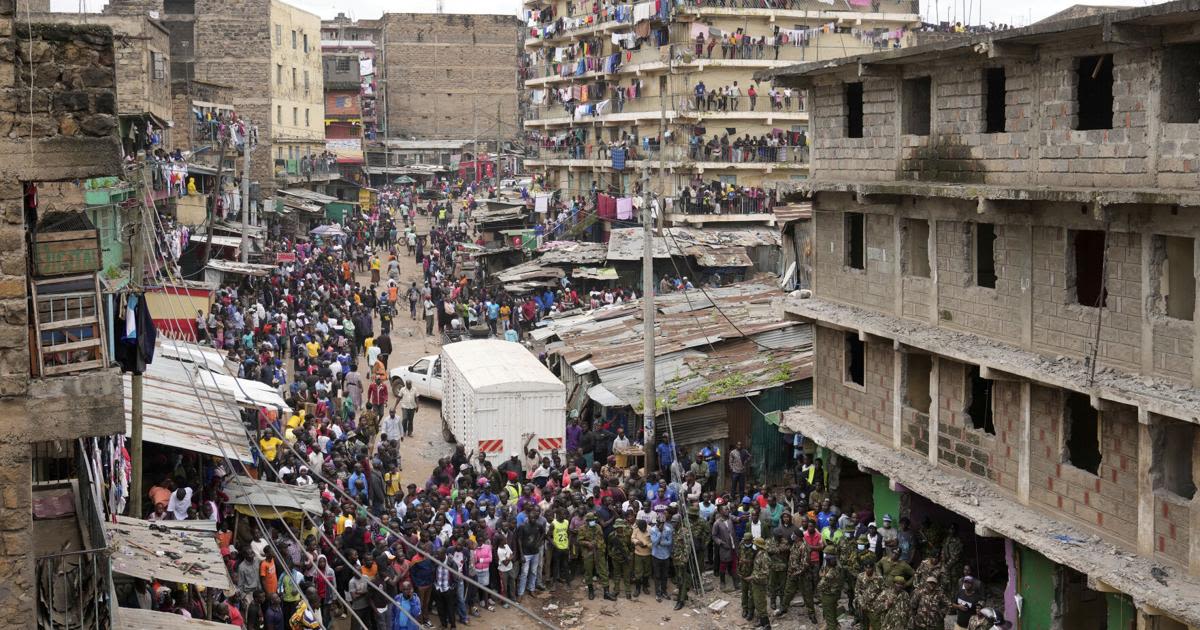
top-left (439, 339), bottom-right (567, 464)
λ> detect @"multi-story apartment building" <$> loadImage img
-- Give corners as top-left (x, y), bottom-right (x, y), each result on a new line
top-left (0, 6), bottom-right (126, 627)
top-left (321, 13), bottom-right (382, 140)
top-left (521, 0), bottom-right (919, 226)
top-left (321, 40), bottom-right (376, 179)
top-left (770, 2), bottom-right (1200, 627)
top-left (154, 0), bottom-right (327, 192)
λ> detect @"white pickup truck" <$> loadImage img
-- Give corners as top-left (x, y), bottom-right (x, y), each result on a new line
top-left (389, 354), bottom-right (443, 401)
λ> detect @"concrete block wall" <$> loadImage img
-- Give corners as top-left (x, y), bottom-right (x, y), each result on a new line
top-left (935, 218), bottom-right (1025, 344)
top-left (1027, 388), bottom-right (1140, 545)
top-left (932, 360), bottom-right (1020, 493)
top-left (809, 76), bottom-right (896, 180)
top-left (813, 325), bottom-right (894, 444)
top-left (1030, 225), bottom-right (1142, 372)
top-left (382, 13), bottom-right (520, 143)
top-left (813, 201), bottom-right (895, 314)
top-left (805, 41), bottom-right (1190, 189)
top-left (1155, 493), bottom-right (1190, 568)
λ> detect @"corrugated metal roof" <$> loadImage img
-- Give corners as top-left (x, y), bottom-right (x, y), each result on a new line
top-left (105, 518), bottom-right (231, 590)
top-left (538, 241), bottom-right (609, 265)
top-left (116, 608), bottom-right (241, 630)
top-left (605, 228), bottom-right (680, 261)
top-left (224, 476), bottom-right (322, 515)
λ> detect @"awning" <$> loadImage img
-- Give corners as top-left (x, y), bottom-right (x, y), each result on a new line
top-left (116, 607), bottom-right (241, 630)
top-left (572, 267), bottom-right (619, 281)
top-left (224, 476), bottom-right (322, 516)
top-left (105, 517), bottom-right (231, 590)
top-left (189, 233), bottom-right (243, 249)
top-left (124, 357), bottom-right (254, 462)
top-left (205, 259), bottom-right (276, 277)
top-left (587, 383), bottom-right (626, 407)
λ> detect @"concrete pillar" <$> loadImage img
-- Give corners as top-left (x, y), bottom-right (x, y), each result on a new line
top-left (0, 443), bottom-right (33, 626)
top-left (1137, 408), bottom-right (1155, 556)
top-left (1140, 231), bottom-right (1155, 375)
top-left (892, 347), bottom-right (903, 450)
top-left (1017, 380), bottom-right (1031, 505)
top-left (1022, 223), bottom-right (1034, 350)
top-left (1192, 237), bottom-right (1200, 388)
top-left (928, 217), bottom-right (939, 325)
top-left (928, 356), bottom-right (939, 465)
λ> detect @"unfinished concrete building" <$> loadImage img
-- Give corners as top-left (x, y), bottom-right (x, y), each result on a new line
top-left (767, 1), bottom-right (1200, 627)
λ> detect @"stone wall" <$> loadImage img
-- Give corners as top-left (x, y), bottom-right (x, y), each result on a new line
top-left (381, 13), bottom-right (521, 143)
top-left (0, 3), bottom-right (124, 625)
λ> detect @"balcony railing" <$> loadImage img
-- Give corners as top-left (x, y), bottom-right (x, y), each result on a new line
top-left (526, 88), bottom-right (807, 123)
top-left (277, 157), bottom-right (338, 179)
top-left (528, 141), bottom-right (809, 164)
top-left (35, 439), bottom-right (114, 630)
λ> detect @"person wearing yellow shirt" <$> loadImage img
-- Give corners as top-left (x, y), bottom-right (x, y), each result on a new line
top-left (305, 339), bottom-right (319, 358)
top-left (287, 410), bottom-right (305, 430)
top-left (370, 255), bottom-right (381, 284)
top-left (259, 431), bottom-right (283, 464)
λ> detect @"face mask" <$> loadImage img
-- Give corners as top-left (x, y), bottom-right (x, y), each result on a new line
top-left (857, 544), bottom-right (866, 551)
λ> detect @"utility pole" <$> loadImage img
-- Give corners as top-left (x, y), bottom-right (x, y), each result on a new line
top-left (642, 184), bottom-right (657, 473)
top-left (495, 101), bottom-right (502, 185)
top-left (472, 103), bottom-right (480, 183)
top-left (239, 141), bottom-right (252, 263)
top-left (128, 183), bottom-right (146, 519)
top-left (656, 74), bottom-right (668, 231)
top-left (202, 135), bottom-right (231, 265)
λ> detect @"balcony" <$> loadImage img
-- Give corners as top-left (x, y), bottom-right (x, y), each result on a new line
top-left (34, 439), bottom-right (114, 629)
top-left (527, 142), bottom-right (809, 172)
top-left (524, 9), bottom-right (635, 48)
top-left (526, 89), bottom-right (808, 128)
top-left (276, 157), bottom-right (339, 183)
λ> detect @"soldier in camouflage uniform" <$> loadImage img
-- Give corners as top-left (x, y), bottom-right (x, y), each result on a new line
top-left (606, 517), bottom-right (633, 600)
top-left (912, 576), bottom-right (951, 630)
top-left (878, 577), bottom-right (914, 630)
top-left (914, 554), bottom-right (944, 588)
top-left (577, 512), bottom-right (607, 600)
top-left (941, 524), bottom-right (964, 599)
top-left (749, 538), bottom-right (773, 630)
top-left (671, 515), bottom-right (696, 610)
top-left (738, 533), bottom-right (757, 621)
top-left (839, 532), bottom-right (874, 615)
top-left (766, 537), bottom-right (789, 611)
top-left (778, 532), bottom-right (816, 622)
top-left (689, 506), bottom-right (711, 590)
top-left (854, 563), bottom-right (885, 630)
top-left (816, 563), bottom-right (842, 630)
top-left (967, 607), bottom-right (1002, 630)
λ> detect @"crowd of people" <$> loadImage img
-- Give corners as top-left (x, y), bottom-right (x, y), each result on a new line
top-left (120, 177), bottom-right (1009, 630)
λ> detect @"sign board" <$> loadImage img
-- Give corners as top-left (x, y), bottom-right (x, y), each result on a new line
top-left (33, 230), bottom-right (100, 276)
top-left (276, 252), bottom-right (297, 263)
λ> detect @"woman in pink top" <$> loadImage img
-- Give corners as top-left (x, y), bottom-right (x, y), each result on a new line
top-left (471, 539), bottom-right (495, 612)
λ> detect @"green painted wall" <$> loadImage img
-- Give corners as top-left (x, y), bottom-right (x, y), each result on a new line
top-left (750, 382), bottom-right (809, 481)
top-left (1105, 593), bottom-right (1135, 630)
top-left (1018, 546), bottom-right (1055, 630)
top-left (871, 474), bottom-right (901, 524)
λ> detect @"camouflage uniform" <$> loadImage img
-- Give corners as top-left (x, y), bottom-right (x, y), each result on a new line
top-left (607, 520), bottom-right (633, 596)
top-left (854, 571), bottom-right (885, 630)
top-left (737, 535), bottom-right (757, 620)
top-left (577, 518), bottom-right (608, 590)
top-left (838, 535), bottom-right (874, 614)
top-left (690, 512), bottom-right (711, 582)
top-left (672, 519), bottom-right (695, 605)
top-left (779, 538), bottom-right (816, 619)
top-left (911, 581), bottom-right (951, 630)
top-left (877, 556), bottom-right (915, 589)
top-left (967, 613), bottom-right (995, 630)
top-left (878, 585), bottom-right (914, 630)
top-left (766, 538), bottom-right (788, 610)
top-left (817, 567), bottom-right (842, 630)
top-left (941, 534), bottom-right (964, 598)
top-left (914, 558), bottom-right (944, 589)
top-left (748, 540), bottom-right (772, 623)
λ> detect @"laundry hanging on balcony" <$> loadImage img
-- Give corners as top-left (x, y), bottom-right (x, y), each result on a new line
top-left (114, 292), bottom-right (158, 374)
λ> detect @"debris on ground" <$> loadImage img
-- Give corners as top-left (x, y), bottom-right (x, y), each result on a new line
top-left (708, 599), bottom-right (729, 611)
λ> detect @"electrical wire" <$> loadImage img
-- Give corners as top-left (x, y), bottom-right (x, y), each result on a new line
top-left (131, 169), bottom-right (379, 630)
top-left (138, 191), bottom-right (556, 628)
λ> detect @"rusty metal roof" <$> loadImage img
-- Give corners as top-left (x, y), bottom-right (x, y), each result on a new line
top-left (605, 227), bottom-right (681, 261)
top-left (538, 241), bottom-right (609, 265)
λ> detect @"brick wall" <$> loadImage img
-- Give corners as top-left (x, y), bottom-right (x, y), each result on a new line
top-left (935, 218), bottom-right (1025, 343)
top-left (809, 78), bottom-right (896, 180)
top-left (1027, 388), bottom-right (1140, 544)
top-left (931, 360), bottom-right (1020, 493)
top-left (1155, 494), bottom-right (1190, 568)
top-left (381, 13), bottom-right (520, 142)
top-left (813, 325), bottom-right (894, 444)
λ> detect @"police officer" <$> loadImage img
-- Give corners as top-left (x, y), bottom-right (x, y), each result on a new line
top-left (672, 514), bottom-right (695, 610)
top-left (778, 531), bottom-right (816, 622)
top-left (749, 537), bottom-right (773, 630)
top-left (607, 514), bottom-right (633, 601)
top-left (766, 536), bottom-right (788, 611)
top-left (840, 532), bottom-right (875, 614)
top-left (577, 512), bottom-right (607, 600)
top-left (737, 533), bottom-right (757, 621)
top-left (912, 575), bottom-right (951, 630)
top-left (855, 562), bottom-right (885, 630)
top-left (817, 561), bottom-right (842, 630)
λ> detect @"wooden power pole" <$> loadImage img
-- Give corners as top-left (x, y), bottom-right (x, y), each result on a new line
top-left (128, 183), bottom-right (146, 518)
